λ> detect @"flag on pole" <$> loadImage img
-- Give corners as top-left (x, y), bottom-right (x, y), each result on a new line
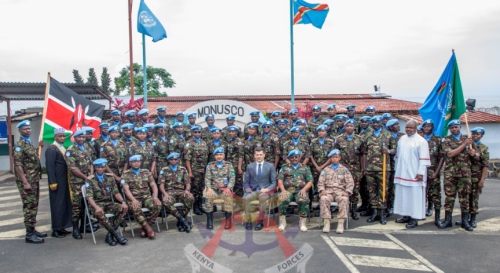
top-left (293, 0), bottom-right (330, 29)
top-left (419, 52), bottom-right (466, 137)
top-left (39, 77), bottom-right (104, 148)
top-left (137, 0), bottom-right (167, 42)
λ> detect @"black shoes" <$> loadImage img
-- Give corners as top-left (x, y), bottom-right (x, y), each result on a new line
top-left (33, 229), bottom-right (47, 238)
top-left (357, 202), bottom-right (368, 212)
top-left (386, 207), bottom-right (393, 218)
top-left (105, 232), bottom-right (117, 246)
top-left (254, 221), bottom-right (264, 231)
top-left (51, 230), bottom-right (65, 238)
top-left (360, 205), bottom-right (372, 216)
top-left (245, 222), bottom-right (253, 230)
top-left (177, 219), bottom-right (186, 232)
top-left (434, 209), bottom-right (441, 226)
top-left (72, 221), bottom-right (82, 239)
top-left (206, 212), bottom-right (214, 229)
top-left (406, 218), bottom-right (418, 228)
top-left (438, 210), bottom-right (452, 229)
top-left (470, 214), bottom-right (477, 228)
top-left (177, 214), bottom-right (192, 233)
top-left (110, 227), bottom-right (128, 245)
top-left (396, 216), bottom-right (411, 223)
top-left (461, 212), bottom-right (473, 231)
top-left (380, 209), bottom-right (387, 225)
top-left (426, 202), bottom-right (434, 217)
top-left (26, 227), bottom-right (44, 244)
top-left (367, 208), bottom-right (379, 222)
top-left (193, 199), bottom-right (202, 215)
top-left (351, 204), bottom-right (359, 220)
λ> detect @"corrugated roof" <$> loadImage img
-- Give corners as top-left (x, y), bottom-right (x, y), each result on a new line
top-left (0, 82), bottom-right (112, 101)
top-left (147, 93), bottom-right (386, 102)
top-left (396, 111), bottom-right (500, 124)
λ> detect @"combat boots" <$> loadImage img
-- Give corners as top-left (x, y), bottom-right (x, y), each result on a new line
top-left (351, 204), bottom-right (359, 220)
top-left (380, 209), bottom-right (387, 225)
top-left (438, 210), bottom-right (452, 229)
top-left (224, 212), bottom-right (232, 229)
top-left (396, 216), bottom-right (410, 224)
top-left (278, 215), bottom-right (287, 232)
top-left (110, 227), bottom-right (128, 245)
top-left (426, 202), bottom-right (434, 216)
top-left (470, 214), bottom-right (477, 228)
top-left (105, 232), bottom-right (117, 246)
top-left (300, 217), bottom-right (308, 232)
top-left (357, 201), bottom-right (368, 212)
top-left (26, 227), bottom-right (44, 244)
top-left (72, 221), bottom-right (82, 239)
top-left (177, 208), bottom-right (191, 233)
top-left (434, 209), bottom-right (441, 226)
top-left (206, 212), bottom-right (214, 229)
top-left (142, 222), bottom-right (155, 239)
top-left (406, 218), bottom-right (418, 229)
top-left (198, 197), bottom-right (207, 214)
top-left (461, 212), bottom-right (473, 231)
top-left (193, 199), bottom-right (202, 215)
top-left (322, 219), bottom-right (330, 233)
top-left (367, 208), bottom-right (379, 222)
top-left (360, 205), bottom-right (372, 216)
top-left (336, 219), bottom-right (345, 234)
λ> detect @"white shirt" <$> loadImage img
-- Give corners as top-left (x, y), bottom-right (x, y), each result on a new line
top-left (54, 141), bottom-right (66, 152)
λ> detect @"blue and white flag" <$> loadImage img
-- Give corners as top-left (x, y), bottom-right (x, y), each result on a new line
top-left (137, 0), bottom-right (167, 42)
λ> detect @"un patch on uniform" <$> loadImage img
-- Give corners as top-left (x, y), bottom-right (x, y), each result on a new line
top-left (338, 170), bottom-right (345, 175)
top-left (85, 182), bottom-right (90, 188)
top-left (152, 142), bottom-right (156, 146)
top-left (15, 147), bottom-right (21, 152)
top-left (321, 170), bottom-right (325, 175)
top-left (66, 152), bottom-right (71, 157)
top-left (106, 187), bottom-right (110, 191)
top-left (186, 143), bottom-right (190, 147)
top-left (100, 147), bottom-right (104, 152)
top-left (120, 179), bottom-right (125, 184)
top-left (170, 139), bottom-right (174, 144)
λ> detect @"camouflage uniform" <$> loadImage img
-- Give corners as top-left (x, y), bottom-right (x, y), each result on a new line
top-left (183, 124), bottom-right (196, 140)
top-left (222, 126), bottom-right (243, 143)
top-left (153, 117), bottom-right (168, 125)
top-left (128, 142), bottom-right (157, 171)
top-left (358, 126), bottom-right (373, 138)
top-left (441, 135), bottom-right (473, 213)
top-left (120, 135), bottom-right (139, 150)
top-left (318, 164), bottom-right (354, 219)
top-left (66, 143), bottom-right (93, 221)
top-left (100, 140), bottom-right (128, 177)
top-left (281, 138), bottom-right (311, 163)
top-left (309, 138), bottom-right (335, 189)
top-left (243, 135), bottom-right (264, 167)
top-left (201, 127), bottom-right (215, 143)
top-left (278, 131), bottom-right (292, 167)
top-left (388, 132), bottom-right (405, 208)
top-left (261, 133), bottom-right (280, 165)
top-left (85, 141), bottom-right (97, 162)
top-left (287, 120), bottom-right (301, 130)
top-left (13, 138), bottom-right (42, 229)
top-left (158, 166), bottom-right (194, 217)
top-left (226, 137), bottom-right (245, 197)
top-left (426, 135), bottom-right (443, 209)
top-left (184, 138), bottom-right (209, 199)
top-left (207, 139), bottom-right (228, 163)
top-left (361, 130), bottom-right (396, 210)
top-left (357, 126), bottom-right (373, 204)
top-left (470, 142), bottom-right (489, 215)
top-left (334, 134), bottom-right (364, 204)
top-left (155, 136), bottom-right (170, 173)
top-left (168, 133), bottom-right (187, 167)
top-left (307, 116), bottom-right (326, 134)
top-left (202, 161), bottom-right (236, 213)
top-left (121, 169), bottom-right (161, 225)
top-left (106, 120), bottom-right (125, 137)
top-left (93, 135), bottom-right (108, 158)
top-left (244, 121), bottom-right (263, 138)
top-left (277, 164), bottom-right (313, 217)
top-left (85, 173), bottom-right (125, 231)
top-left (300, 130), bottom-right (314, 144)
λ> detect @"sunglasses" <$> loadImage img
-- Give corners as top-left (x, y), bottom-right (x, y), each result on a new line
top-left (193, 131), bottom-right (201, 133)
top-left (262, 126), bottom-right (271, 129)
top-left (168, 158), bottom-right (179, 161)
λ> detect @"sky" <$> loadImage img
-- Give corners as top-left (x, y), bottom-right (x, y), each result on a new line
top-left (1, 0), bottom-right (500, 104)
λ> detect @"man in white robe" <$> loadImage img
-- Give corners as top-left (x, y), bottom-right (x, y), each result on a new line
top-left (393, 120), bottom-right (431, 228)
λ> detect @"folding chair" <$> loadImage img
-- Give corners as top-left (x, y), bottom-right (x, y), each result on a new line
top-left (162, 202), bottom-right (195, 230)
top-left (82, 187), bottom-right (123, 245)
top-left (122, 192), bottom-right (161, 237)
top-left (247, 191), bottom-right (277, 227)
top-left (318, 201), bottom-right (350, 230)
top-left (278, 201), bottom-right (311, 227)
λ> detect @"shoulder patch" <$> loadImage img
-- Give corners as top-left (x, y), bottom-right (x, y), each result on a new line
top-left (320, 170), bottom-right (325, 175)
top-left (85, 182), bottom-right (90, 188)
top-left (120, 179), bottom-right (125, 184)
top-left (160, 170), bottom-right (164, 175)
top-left (186, 143), bottom-right (190, 147)
top-left (66, 152), bottom-right (71, 157)
top-left (170, 139), bottom-right (174, 144)
top-left (152, 142), bottom-right (156, 146)
top-left (15, 147), bottom-right (21, 152)
top-left (442, 138), bottom-right (445, 142)
top-left (100, 147), bottom-right (104, 152)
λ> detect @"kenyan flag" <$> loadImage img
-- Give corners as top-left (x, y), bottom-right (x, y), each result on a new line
top-left (39, 76), bottom-right (104, 148)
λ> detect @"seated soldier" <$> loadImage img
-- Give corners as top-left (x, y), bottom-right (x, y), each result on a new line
top-left (122, 155), bottom-right (162, 239)
top-left (158, 152), bottom-right (194, 233)
top-left (277, 150), bottom-right (314, 232)
top-left (318, 149), bottom-right (354, 234)
top-left (85, 159), bottom-right (129, 246)
top-left (203, 147), bottom-right (235, 230)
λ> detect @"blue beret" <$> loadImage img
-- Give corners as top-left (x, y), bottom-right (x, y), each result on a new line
top-left (144, 123), bottom-right (155, 130)
top-left (205, 114), bottom-right (215, 121)
top-left (210, 127), bottom-right (222, 133)
top-left (328, 149), bottom-right (340, 157)
top-left (296, 119), bottom-right (306, 125)
top-left (288, 109), bottom-right (298, 114)
top-left (167, 152), bottom-right (180, 159)
top-left (277, 119), bottom-right (289, 124)
top-left (135, 127), bottom-right (148, 133)
top-left (83, 126), bottom-right (95, 133)
top-left (323, 119), bottom-right (334, 125)
top-left (227, 125), bottom-right (239, 131)
top-left (172, 122), bottom-right (183, 128)
top-left (226, 114), bottom-right (235, 120)
top-left (386, 119), bottom-right (399, 127)
top-left (247, 123), bottom-right (259, 129)
top-left (110, 110), bottom-right (121, 115)
top-left (121, 123), bottom-right (134, 129)
top-left (471, 127), bottom-right (485, 135)
top-left (191, 126), bottom-right (201, 131)
top-left (447, 120), bottom-right (461, 127)
top-left (271, 111), bottom-right (282, 117)
top-left (312, 106), bottom-right (321, 111)
top-left (334, 115), bottom-right (347, 120)
top-left (156, 106), bottom-right (167, 111)
top-left (17, 120), bottom-right (31, 128)
top-left (73, 129), bottom-right (85, 137)
top-left (93, 158), bottom-right (108, 166)
top-left (213, 147), bottom-right (225, 155)
top-left (187, 112), bottom-right (197, 117)
top-left (344, 120), bottom-right (357, 126)
top-left (175, 111), bottom-right (184, 116)
top-left (365, 106), bottom-right (376, 111)
top-left (287, 150), bottom-right (302, 158)
top-left (371, 116), bottom-right (383, 122)
top-left (417, 125), bottom-right (423, 131)
top-left (261, 121), bottom-right (273, 127)
top-left (108, 125), bottom-right (119, 132)
top-left (327, 104), bottom-right (336, 110)
top-left (316, 125), bottom-right (327, 131)
top-left (138, 109), bottom-right (149, 115)
top-left (290, 126), bottom-right (301, 132)
top-left (382, 113), bottom-right (392, 119)
top-left (98, 123), bottom-right (109, 128)
top-left (129, 155), bottom-right (142, 162)
top-left (125, 110), bottom-right (136, 116)
top-left (422, 119), bottom-right (434, 125)
top-left (155, 123), bottom-right (166, 128)
top-left (346, 105), bottom-right (356, 110)
top-left (250, 111), bottom-right (260, 116)
top-left (360, 116), bottom-right (372, 122)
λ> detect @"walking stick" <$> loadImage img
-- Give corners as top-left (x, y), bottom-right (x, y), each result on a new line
top-left (382, 143), bottom-right (386, 202)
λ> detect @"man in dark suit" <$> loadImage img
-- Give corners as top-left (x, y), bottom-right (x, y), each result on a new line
top-left (243, 147), bottom-right (277, 231)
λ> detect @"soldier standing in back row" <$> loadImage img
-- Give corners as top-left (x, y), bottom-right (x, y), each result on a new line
top-left (277, 119), bottom-right (291, 168)
top-left (222, 115), bottom-right (243, 143)
top-left (270, 111), bottom-right (282, 135)
top-left (94, 123), bottom-right (109, 158)
top-left (201, 114), bottom-right (216, 143)
top-left (100, 125), bottom-right (128, 183)
top-left (184, 113), bottom-right (198, 140)
top-left (207, 127), bottom-right (227, 163)
top-left (244, 111), bottom-right (263, 138)
top-left (154, 123), bottom-right (170, 174)
top-left (168, 122), bottom-right (187, 167)
top-left (468, 127), bottom-right (489, 228)
top-left (307, 106), bottom-right (326, 134)
top-left (107, 110), bottom-right (124, 129)
top-left (127, 127), bottom-right (157, 177)
top-left (13, 120), bottom-right (46, 244)
top-left (386, 119), bottom-right (405, 216)
top-left (153, 106), bottom-right (168, 124)
top-left (243, 123), bottom-right (263, 167)
top-left (120, 123), bottom-right (138, 149)
top-left (260, 121), bottom-right (280, 169)
top-left (225, 126), bottom-right (245, 197)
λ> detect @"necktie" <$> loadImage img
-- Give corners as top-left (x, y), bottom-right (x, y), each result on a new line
top-left (257, 164), bottom-right (262, 181)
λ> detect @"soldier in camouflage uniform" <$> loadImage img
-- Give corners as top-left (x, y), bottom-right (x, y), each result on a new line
top-left (261, 121), bottom-right (280, 168)
top-left (153, 106), bottom-right (168, 124)
top-left (169, 122), bottom-right (187, 167)
top-left (66, 129), bottom-right (94, 239)
top-left (386, 119), bottom-right (405, 216)
top-left (333, 115), bottom-right (347, 136)
top-left (107, 110), bottom-right (125, 128)
top-left (183, 113), bottom-right (198, 140)
top-left (222, 115), bottom-right (243, 143)
top-left (120, 123), bottom-right (138, 149)
top-left (100, 125), bottom-right (128, 181)
top-left (417, 125), bottom-right (425, 137)
top-left (138, 109), bottom-right (150, 127)
top-left (356, 116), bottom-right (372, 214)
top-left (270, 111), bottom-right (282, 135)
top-left (225, 126), bottom-right (245, 197)
top-left (83, 126), bottom-right (97, 162)
top-left (154, 123), bottom-right (170, 173)
top-left (13, 120), bottom-right (46, 244)
top-left (358, 116), bottom-right (373, 137)
top-left (158, 153), bottom-right (193, 233)
top-left (287, 109), bottom-right (301, 129)
top-left (244, 111), bottom-right (263, 138)
top-left (277, 150), bottom-right (314, 232)
top-left (307, 105), bottom-right (326, 134)
top-left (127, 127), bottom-right (157, 176)
top-left (85, 159), bottom-right (128, 246)
top-left (438, 120), bottom-right (475, 231)
top-left (282, 127), bottom-right (310, 165)
top-left (346, 105), bottom-right (360, 134)
top-left (381, 113), bottom-right (392, 130)
top-left (361, 116), bottom-right (396, 225)
top-left (203, 147), bottom-right (235, 229)
top-left (326, 104), bottom-right (337, 121)
top-left (363, 106), bottom-right (376, 133)
top-left (184, 126), bottom-right (210, 215)
top-left (323, 119), bottom-right (337, 141)
top-left (243, 123), bottom-right (264, 167)
top-left (94, 123), bottom-right (109, 158)
top-left (318, 149), bottom-right (355, 234)
top-left (122, 155), bottom-right (162, 239)
top-left (125, 110), bottom-right (137, 130)
top-left (422, 119), bottom-right (444, 225)
top-left (144, 123), bottom-right (156, 144)
top-left (334, 120), bottom-right (365, 220)
top-left (468, 127), bottom-right (489, 228)
top-left (296, 119), bottom-right (314, 144)
top-left (277, 119), bottom-right (292, 168)
top-left (207, 127), bottom-right (228, 163)
top-left (201, 114), bottom-right (216, 143)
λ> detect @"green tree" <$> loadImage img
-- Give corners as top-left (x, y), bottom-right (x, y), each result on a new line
top-left (100, 67), bottom-right (112, 95)
top-left (113, 77), bottom-right (120, 96)
top-left (72, 69), bottom-right (85, 84)
top-left (87, 68), bottom-right (99, 86)
top-left (115, 63), bottom-right (175, 97)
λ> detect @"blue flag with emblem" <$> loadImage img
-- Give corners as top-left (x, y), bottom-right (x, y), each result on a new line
top-left (137, 0), bottom-right (167, 42)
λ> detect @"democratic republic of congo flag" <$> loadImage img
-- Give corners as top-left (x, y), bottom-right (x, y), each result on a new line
top-left (39, 76), bottom-right (104, 148)
top-left (293, 0), bottom-right (330, 29)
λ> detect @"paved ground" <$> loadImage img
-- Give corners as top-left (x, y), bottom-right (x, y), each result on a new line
top-left (1, 177), bottom-right (499, 273)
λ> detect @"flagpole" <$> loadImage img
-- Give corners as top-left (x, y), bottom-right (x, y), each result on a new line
top-left (290, 0), bottom-right (295, 109)
top-left (128, 0), bottom-right (135, 101)
top-left (143, 34), bottom-right (147, 106)
top-left (38, 73), bottom-right (51, 159)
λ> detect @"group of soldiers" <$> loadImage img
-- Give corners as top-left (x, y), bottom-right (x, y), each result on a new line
top-left (12, 103), bottom-right (489, 245)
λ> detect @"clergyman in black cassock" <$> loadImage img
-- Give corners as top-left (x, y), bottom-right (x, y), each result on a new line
top-left (45, 129), bottom-right (72, 237)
